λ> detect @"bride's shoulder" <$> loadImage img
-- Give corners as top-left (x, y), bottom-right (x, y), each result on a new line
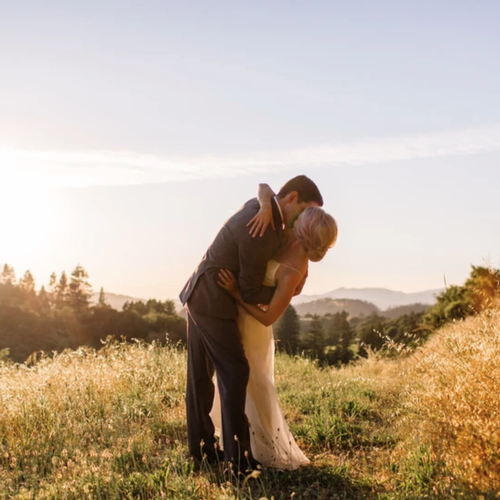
top-left (292, 257), bottom-right (308, 276)
top-left (277, 255), bottom-right (307, 278)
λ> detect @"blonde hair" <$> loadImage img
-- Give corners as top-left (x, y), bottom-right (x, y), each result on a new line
top-left (295, 207), bottom-right (338, 262)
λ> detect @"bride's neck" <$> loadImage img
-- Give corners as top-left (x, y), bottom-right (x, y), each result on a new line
top-left (282, 229), bottom-right (296, 245)
top-left (282, 231), bottom-right (306, 255)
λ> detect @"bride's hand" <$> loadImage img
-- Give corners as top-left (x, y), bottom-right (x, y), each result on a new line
top-left (247, 203), bottom-right (275, 237)
top-left (217, 269), bottom-right (241, 298)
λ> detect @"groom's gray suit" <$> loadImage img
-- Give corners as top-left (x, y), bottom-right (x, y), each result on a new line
top-left (179, 197), bottom-right (283, 463)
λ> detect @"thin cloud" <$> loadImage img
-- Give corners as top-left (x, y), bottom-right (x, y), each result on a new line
top-left (2, 124), bottom-right (500, 188)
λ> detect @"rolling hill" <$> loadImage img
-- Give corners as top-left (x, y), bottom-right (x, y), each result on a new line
top-left (293, 287), bottom-right (442, 310)
top-left (294, 298), bottom-right (379, 318)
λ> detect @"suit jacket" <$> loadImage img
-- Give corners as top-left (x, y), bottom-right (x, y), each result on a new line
top-left (179, 197), bottom-right (283, 319)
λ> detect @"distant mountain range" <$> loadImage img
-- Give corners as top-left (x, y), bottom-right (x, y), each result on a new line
top-left (292, 287), bottom-right (443, 310)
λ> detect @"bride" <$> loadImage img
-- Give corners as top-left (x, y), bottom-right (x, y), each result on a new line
top-left (211, 189), bottom-right (338, 470)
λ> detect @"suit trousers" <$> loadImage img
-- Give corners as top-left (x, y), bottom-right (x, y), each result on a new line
top-left (186, 307), bottom-right (252, 463)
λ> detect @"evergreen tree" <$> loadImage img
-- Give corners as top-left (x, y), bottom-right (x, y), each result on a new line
top-left (19, 270), bottom-right (36, 293)
top-left (49, 272), bottom-right (57, 291)
top-left (274, 304), bottom-right (301, 354)
top-left (1, 264), bottom-right (16, 285)
top-left (68, 264), bottom-right (92, 315)
top-left (48, 272), bottom-right (57, 306)
top-left (326, 312), bottom-right (343, 347)
top-left (55, 271), bottom-right (69, 310)
top-left (336, 311), bottom-right (354, 364)
top-left (302, 314), bottom-right (326, 360)
top-left (97, 287), bottom-right (109, 308)
top-left (326, 311), bottom-right (355, 365)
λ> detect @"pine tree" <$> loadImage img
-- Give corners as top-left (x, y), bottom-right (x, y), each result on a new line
top-left (275, 305), bottom-right (301, 354)
top-left (48, 272), bottom-right (57, 309)
top-left (19, 270), bottom-right (36, 293)
top-left (302, 314), bottom-right (326, 360)
top-left (55, 271), bottom-right (69, 310)
top-left (97, 287), bottom-right (109, 308)
top-left (48, 272), bottom-right (57, 293)
top-left (326, 312), bottom-right (342, 347)
top-left (68, 264), bottom-right (92, 315)
top-left (336, 311), bottom-right (354, 364)
top-left (1, 264), bottom-right (16, 285)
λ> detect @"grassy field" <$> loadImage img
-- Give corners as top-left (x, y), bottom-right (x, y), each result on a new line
top-left (1, 308), bottom-right (499, 499)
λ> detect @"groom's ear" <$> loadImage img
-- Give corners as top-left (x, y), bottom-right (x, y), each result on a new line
top-left (287, 191), bottom-right (299, 204)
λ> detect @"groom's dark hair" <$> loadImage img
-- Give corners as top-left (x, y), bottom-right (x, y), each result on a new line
top-left (277, 175), bottom-right (323, 206)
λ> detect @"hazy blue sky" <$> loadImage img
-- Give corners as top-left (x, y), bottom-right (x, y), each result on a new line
top-left (1, 1), bottom-right (500, 300)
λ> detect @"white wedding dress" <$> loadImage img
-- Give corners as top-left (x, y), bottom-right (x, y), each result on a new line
top-left (210, 260), bottom-right (310, 470)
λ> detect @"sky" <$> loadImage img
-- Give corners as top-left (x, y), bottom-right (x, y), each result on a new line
top-left (1, 0), bottom-right (500, 301)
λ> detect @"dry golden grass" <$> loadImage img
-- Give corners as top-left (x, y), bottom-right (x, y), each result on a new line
top-left (0, 307), bottom-right (499, 499)
top-left (0, 341), bottom-right (194, 499)
top-left (397, 306), bottom-right (500, 496)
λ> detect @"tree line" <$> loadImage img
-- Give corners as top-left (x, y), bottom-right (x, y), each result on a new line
top-left (1, 262), bottom-right (498, 366)
top-left (274, 305), bottom-right (426, 366)
top-left (0, 263), bottom-right (186, 363)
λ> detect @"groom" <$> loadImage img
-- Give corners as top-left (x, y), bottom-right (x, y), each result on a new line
top-left (179, 175), bottom-right (323, 469)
